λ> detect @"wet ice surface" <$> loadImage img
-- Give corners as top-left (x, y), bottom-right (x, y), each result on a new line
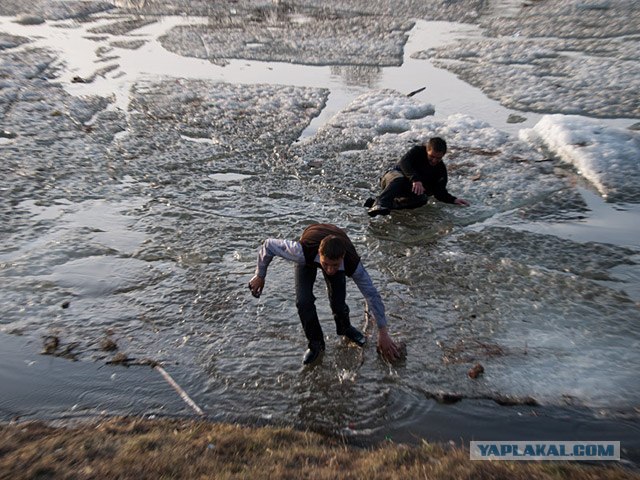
top-left (112, 0), bottom-right (485, 23)
top-left (160, 11), bottom-right (414, 67)
top-left (520, 115), bottom-right (640, 202)
top-left (420, 0), bottom-right (640, 118)
top-left (0, 1), bottom-right (639, 446)
top-left (0, 1), bottom-right (113, 20)
top-left (289, 91), bottom-right (566, 225)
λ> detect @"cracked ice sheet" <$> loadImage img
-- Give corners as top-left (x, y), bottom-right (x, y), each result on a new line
top-left (288, 89), bottom-right (566, 228)
top-left (113, 0), bottom-right (484, 23)
top-left (1, 73), bottom-right (329, 354)
top-left (0, 0), bottom-right (114, 19)
top-left (122, 79), bottom-right (328, 156)
top-left (376, 226), bottom-right (640, 408)
top-left (282, 93), bottom-right (640, 408)
top-left (415, 0), bottom-right (640, 119)
top-left (158, 10), bottom-right (414, 67)
top-left (520, 114), bottom-right (640, 203)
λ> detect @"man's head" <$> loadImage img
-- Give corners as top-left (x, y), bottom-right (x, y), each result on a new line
top-left (318, 235), bottom-right (345, 275)
top-left (426, 137), bottom-right (447, 166)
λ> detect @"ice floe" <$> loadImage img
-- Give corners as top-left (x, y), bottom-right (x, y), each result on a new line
top-left (289, 89), bottom-right (566, 224)
top-left (415, 0), bottom-right (640, 119)
top-left (123, 79), bottom-right (328, 157)
top-left (159, 12), bottom-right (414, 67)
top-left (0, 32), bottom-right (30, 50)
top-left (113, 0), bottom-right (484, 23)
top-left (0, 0), bottom-right (113, 20)
top-left (520, 114), bottom-right (640, 202)
top-left (418, 36), bottom-right (640, 118)
top-left (371, 221), bottom-right (640, 408)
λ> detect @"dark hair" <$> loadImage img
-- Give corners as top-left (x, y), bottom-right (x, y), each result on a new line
top-left (428, 137), bottom-right (447, 154)
top-left (319, 235), bottom-right (346, 260)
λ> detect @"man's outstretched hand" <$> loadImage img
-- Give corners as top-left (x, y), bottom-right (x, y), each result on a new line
top-left (249, 275), bottom-right (265, 298)
top-left (377, 327), bottom-right (406, 362)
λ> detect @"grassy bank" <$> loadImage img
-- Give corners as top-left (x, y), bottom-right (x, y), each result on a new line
top-left (0, 417), bottom-right (637, 479)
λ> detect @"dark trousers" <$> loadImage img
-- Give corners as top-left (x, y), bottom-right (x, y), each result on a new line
top-left (376, 170), bottom-right (428, 210)
top-left (294, 263), bottom-right (351, 349)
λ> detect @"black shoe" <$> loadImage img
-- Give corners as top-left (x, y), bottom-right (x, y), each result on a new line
top-left (363, 197), bottom-right (375, 208)
top-left (367, 205), bottom-right (390, 217)
top-left (303, 345), bottom-right (325, 365)
top-left (344, 326), bottom-right (366, 347)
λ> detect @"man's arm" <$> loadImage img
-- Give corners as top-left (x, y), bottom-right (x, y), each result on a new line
top-left (351, 263), bottom-right (387, 329)
top-left (254, 239), bottom-right (304, 277)
top-left (351, 263), bottom-right (401, 361)
top-left (397, 146), bottom-right (422, 182)
top-left (249, 239), bottom-right (304, 297)
top-left (432, 167), bottom-right (457, 204)
top-left (433, 171), bottom-right (470, 205)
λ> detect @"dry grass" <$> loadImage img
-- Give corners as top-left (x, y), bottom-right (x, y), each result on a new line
top-left (0, 417), bottom-right (637, 480)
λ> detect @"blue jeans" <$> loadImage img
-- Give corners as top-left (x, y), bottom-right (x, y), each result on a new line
top-left (294, 263), bottom-right (351, 349)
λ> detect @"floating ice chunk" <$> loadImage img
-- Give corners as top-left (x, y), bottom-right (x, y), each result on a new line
top-left (376, 118), bottom-right (410, 135)
top-left (291, 90), bottom-right (564, 220)
top-left (14, 15), bottom-right (45, 26)
top-left (403, 103), bottom-right (435, 120)
top-left (208, 172), bottom-right (252, 182)
top-left (520, 115), bottom-right (640, 202)
top-left (160, 15), bottom-right (413, 67)
top-left (325, 89), bottom-right (434, 134)
top-left (424, 2), bottom-right (640, 120)
top-left (126, 79), bottom-right (328, 155)
top-left (437, 113), bottom-right (510, 149)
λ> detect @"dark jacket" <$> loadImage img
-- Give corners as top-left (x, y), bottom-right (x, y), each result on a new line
top-left (395, 145), bottom-right (456, 204)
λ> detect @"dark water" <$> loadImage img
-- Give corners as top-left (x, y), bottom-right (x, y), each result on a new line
top-left (0, 334), bottom-right (187, 421)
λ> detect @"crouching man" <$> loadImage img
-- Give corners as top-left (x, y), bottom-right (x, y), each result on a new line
top-left (249, 223), bottom-right (402, 365)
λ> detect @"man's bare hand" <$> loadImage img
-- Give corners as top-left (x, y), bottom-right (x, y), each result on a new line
top-left (454, 198), bottom-right (470, 206)
top-left (249, 275), bottom-right (265, 298)
top-left (377, 327), bottom-right (405, 362)
top-left (411, 181), bottom-right (425, 196)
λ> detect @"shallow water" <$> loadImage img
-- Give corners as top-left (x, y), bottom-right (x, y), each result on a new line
top-left (1, 5), bottom-right (639, 458)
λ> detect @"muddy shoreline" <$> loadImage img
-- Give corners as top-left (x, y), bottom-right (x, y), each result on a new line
top-left (2, 333), bottom-right (639, 464)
